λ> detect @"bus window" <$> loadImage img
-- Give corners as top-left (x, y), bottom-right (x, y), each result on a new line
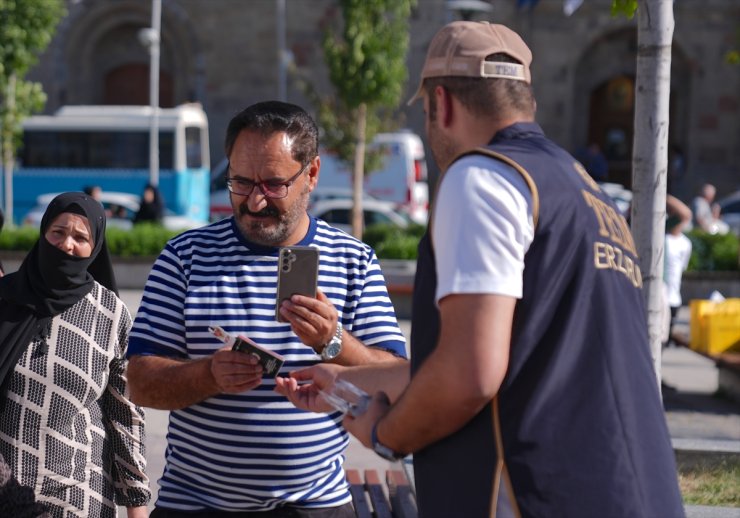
top-left (21, 130), bottom-right (174, 169)
top-left (10, 103), bottom-right (210, 225)
top-left (186, 126), bottom-right (202, 168)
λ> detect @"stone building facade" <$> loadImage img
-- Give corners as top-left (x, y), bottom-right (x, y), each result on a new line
top-left (26, 0), bottom-right (740, 202)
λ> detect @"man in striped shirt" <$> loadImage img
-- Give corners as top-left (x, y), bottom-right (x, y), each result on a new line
top-left (126, 101), bottom-right (407, 517)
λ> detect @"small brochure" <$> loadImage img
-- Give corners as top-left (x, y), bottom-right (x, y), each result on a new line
top-left (209, 325), bottom-right (285, 378)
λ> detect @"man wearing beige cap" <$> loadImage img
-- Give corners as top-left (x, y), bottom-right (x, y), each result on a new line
top-left (277, 21), bottom-right (684, 517)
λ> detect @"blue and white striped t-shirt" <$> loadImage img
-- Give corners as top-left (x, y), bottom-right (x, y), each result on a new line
top-left (128, 216), bottom-right (406, 512)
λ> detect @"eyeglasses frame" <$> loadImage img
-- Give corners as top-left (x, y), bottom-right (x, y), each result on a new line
top-left (226, 158), bottom-right (314, 200)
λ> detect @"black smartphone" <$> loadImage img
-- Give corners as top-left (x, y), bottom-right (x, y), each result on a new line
top-left (275, 246), bottom-right (320, 322)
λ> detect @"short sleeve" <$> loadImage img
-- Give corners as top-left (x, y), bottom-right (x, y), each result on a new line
top-left (432, 155), bottom-right (534, 303)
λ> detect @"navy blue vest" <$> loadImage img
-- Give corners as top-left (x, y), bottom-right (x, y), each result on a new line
top-left (411, 123), bottom-right (683, 517)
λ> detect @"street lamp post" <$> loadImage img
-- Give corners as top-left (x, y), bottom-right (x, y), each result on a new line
top-left (445, 0), bottom-right (493, 21)
top-left (277, 0), bottom-right (287, 102)
top-left (139, 0), bottom-right (161, 187)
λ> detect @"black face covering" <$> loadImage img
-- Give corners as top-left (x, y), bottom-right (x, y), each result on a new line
top-left (0, 192), bottom-right (119, 405)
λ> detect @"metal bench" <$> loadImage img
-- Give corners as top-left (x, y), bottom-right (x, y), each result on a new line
top-left (347, 468), bottom-right (417, 518)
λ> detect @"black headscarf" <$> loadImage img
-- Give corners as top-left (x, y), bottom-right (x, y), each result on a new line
top-left (133, 183), bottom-right (164, 224)
top-left (0, 192), bottom-right (118, 404)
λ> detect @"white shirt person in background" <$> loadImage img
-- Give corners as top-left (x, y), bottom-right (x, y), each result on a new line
top-left (664, 194), bottom-right (693, 347)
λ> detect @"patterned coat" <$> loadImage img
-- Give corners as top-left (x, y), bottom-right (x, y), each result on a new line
top-left (0, 282), bottom-right (150, 518)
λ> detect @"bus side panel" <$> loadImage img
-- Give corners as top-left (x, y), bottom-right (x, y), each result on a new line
top-left (169, 166), bottom-right (210, 222)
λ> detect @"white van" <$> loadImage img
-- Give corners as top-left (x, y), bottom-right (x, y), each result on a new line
top-left (317, 131), bottom-right (429, 225)
top-left (208, 130), bottom-right (430, 224)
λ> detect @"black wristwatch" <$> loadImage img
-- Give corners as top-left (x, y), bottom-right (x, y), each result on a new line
top-left (320, 321), bottom-right (343, 361)
top-left (371, 420), bottom-right (404, 461)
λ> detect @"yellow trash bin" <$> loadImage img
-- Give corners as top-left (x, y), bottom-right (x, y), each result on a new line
top-left (689, 298), bottom-right (740, 356)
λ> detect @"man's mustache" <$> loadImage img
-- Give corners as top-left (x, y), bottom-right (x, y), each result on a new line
top-left (238, 205), bottom-right (280, 218)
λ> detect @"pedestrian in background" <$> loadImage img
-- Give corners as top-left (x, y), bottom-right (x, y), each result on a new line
top-left (574, 141), bottom-right (608, 181)
top-left (126, 101), bottom-right (407, 516)
top-left (0, 192), bottom-right (150, 517)
top-left (691, 183), bottom-right (716, 232)
top-left (133, 183), bottom-right (164, 224)
top-left (664, 194), bottom-right (693, 347)
top-left (277, 20), bottom-right (684, 518)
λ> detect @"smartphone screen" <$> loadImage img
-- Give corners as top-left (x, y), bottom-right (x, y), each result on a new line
top-left (275, 246), bottom-right (319, 322)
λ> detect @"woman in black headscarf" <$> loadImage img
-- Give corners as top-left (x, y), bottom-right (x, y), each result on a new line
top-left (133, 183), bottom-right (164, 224)
top-left (0, 192), bottom-right (150, 518)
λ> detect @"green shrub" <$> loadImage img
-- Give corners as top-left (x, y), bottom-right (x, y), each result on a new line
top-left (686, 230), bottom-right (739, 272)
top-left (363, 223), bottom-right (425, 260)
top-left (0, 224), bottom-right (182, 257)
top-left (105, 225), bottom-right (183, 257)
top-left (0, 226), bottom-right (40, 250)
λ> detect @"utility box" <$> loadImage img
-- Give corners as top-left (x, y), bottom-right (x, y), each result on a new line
top-left (689, 299), bottom-right (740, 356)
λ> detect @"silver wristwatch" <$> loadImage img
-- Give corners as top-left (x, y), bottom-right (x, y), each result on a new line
top-left (320, 321), bottom-right (343, 361)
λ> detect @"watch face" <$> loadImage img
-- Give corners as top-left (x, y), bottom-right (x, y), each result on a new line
top-left (321, 338), bottom-right (341, 360)
top-left (324, 341), bottom-right (341, 359)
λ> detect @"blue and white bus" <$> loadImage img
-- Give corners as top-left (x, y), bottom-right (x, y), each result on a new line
top-left (9, 103), bottom-right (210, 224)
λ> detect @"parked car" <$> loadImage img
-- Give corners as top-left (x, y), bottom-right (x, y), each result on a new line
top-left (309, 188), bottom-right (379, 209)
top-left (309, 198), bottom-right (409, 234)
top-left (23, 191), bottom-right (204, 231)
top-left (717, 190), bottom-right (740, 236)
top-left (318, 131), bottom-right (430, 225)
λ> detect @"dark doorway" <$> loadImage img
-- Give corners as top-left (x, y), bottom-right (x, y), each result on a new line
top-left (103, 63), bottom-right (174, 107)
top-left (587, 75), bottom-right (635, 189)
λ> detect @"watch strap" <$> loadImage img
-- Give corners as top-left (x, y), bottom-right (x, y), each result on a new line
top-left (320, 321), bottom-right (343, 361)
top-left (371, 419), bottom-right (404, 461)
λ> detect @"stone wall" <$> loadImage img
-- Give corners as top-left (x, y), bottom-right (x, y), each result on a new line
top-left (24, 0), bottom-right (740, 201)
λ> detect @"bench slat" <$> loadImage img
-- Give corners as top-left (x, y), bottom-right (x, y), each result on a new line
top-left (347, 469), bottom-right (373, 518)
top-left (347, 467), bottom-right (418, 518)
top-left (386, 470), bottom-right (418, 518)
top-left (364, 469), bottom-right (393, 518)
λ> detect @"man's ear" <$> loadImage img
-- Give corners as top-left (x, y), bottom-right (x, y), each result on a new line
top-left (307, 155), bottom-right (320, 192)
top-left (436, 85), bottom-right (453, 127)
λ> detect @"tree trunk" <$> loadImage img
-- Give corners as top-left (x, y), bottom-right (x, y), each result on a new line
top-left (2, 73), bottom-right (17, 227)
top-left (351, 103), bottom-right (367, 239)
top-left (630, 0), bottom-right (674, 391)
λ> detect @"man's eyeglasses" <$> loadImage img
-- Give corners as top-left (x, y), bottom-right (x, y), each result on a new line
top-left (226, 160), bottom-right (312, 200)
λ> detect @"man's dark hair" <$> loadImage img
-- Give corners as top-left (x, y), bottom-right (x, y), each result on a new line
top-left (224, 101), bottom-right (319, 165)
top-left (424, 53), bottom-right (536, 122)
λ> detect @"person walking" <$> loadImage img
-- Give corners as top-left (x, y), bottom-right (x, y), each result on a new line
top-left (126, 101), bottom-right (407, 516)
top-left (277, 21), bottom-right (684, 518)
top-left (0, 192), bottom-right (150, 518)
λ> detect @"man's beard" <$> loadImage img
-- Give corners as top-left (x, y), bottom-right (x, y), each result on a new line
top-left (428, 122), bottom-right (458, 174)
top-left (234, 186), bottom-right (310, 246)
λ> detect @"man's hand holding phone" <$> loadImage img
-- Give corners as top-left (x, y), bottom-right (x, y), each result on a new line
top-left (278, 289), bottom-right (340, 353)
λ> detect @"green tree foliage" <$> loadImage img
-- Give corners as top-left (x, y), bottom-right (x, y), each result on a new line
top-left (298, 0), bottom-right (415, 171)
top-left (612, 0), bottom-right (638, 18)
top-left (320, 0), bottom-right (416, 237)
top-left (1, 0), bottom-right (66, 213)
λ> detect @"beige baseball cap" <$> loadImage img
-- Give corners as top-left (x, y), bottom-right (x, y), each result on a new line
top-left (408, 21), bottom-right (532, 105)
